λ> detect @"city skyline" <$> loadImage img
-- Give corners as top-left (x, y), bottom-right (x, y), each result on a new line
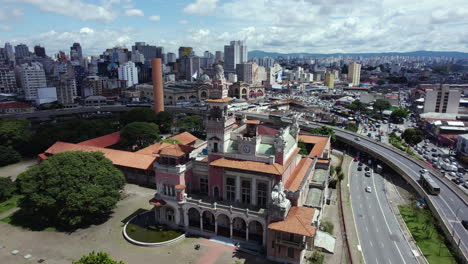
top-left (0, 0), bottom-right (467, 56)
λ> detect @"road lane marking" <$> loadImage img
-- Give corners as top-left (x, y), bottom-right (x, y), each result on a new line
top-left (366, 226), bottom-right (369, 233)
top-left (371, 170), bottom-right (408, 264)
top-left (370, 240), bottom-right (373, 247)
top-left (380, 242), bottom-right (384, 248)
top-left (450, 197), bottom-right (454, 202)
top-left (376, 228), bottom-right (379, 233)
top-left (376, 258), bottom-right (379, 264)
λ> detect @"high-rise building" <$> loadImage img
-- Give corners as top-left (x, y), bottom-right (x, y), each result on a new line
top-left (132, 42), bottom-right (163, 62)
top-left (347, 62), bottom-right (361, 86)
top-left (167, 52), bottom-right (177, 63)
top-left (4, 43), bottom-right (15, 65)
top-left (18, 62), bottom-right (47, 100)
top-left (324, 72), bottom-right (334, 89)
top-left (55, 63), bottom-right (76, 105)
top-left (423, 84), bottom-right (462, 114)
top-left (34, 45), bottom-right (46, 57)
top-left (215, 51), bottom-right (223, 63)
top-left (131, 50), bottom-right (145, 64)
top-left (15, 44), bottom-right (30, 59)
top-left (0, 66), bottom-right (17, 94)
top-left (118, 61), bottom-right (139, 88)
top-left (224, 41), bottom-right (247, 73)
top-left (178, 47), bottom-right (194, 59)
top-left (236, 62), bottom-right (257, 83)
top-left (70, 43), bottom-right (83, 61)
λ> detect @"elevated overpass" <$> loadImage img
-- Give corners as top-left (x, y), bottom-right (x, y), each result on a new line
top-left (240, 112), bottom-right (468, 262)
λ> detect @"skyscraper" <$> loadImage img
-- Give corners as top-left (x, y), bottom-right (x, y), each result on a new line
top-left (347, 62), bottom-right (361, 86)
top-left (18, 62), bottom-right (47, 100)
top-left (423, 84), bottom-right (461, 114)
top-left (118, 61), bottom-right (139, 88)
top-left (15, 44), bottom-right (30, 59)
top-left (224, 41), bottom-right (247, 73)
top-left (0, 66), bottom-right (17, 94)
top-left (70, 43), bottom-right (83, 61)
top-left (324, 72), bottom-right (334, 89)
top-left (178, 47), bottom-right (194, 59)
top-left (215, 51), bottom-right (223, 63)
top-left (132, 42), bottom-right (164, 62)
top-left (34, 45), bottom-right (46, 57)
top-left (167, 52), bottom-right (177, 63)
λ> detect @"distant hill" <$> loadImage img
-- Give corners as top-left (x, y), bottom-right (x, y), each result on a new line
top-left (248, 50), bottom-right (468, 59)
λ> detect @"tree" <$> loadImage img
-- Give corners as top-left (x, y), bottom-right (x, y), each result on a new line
top-left (73, 251), bottom-right (125, 264)
top-left (347, 100), bottom-right (367, 112)
top-left (176, 115), bottom-right (205, 138)
top-left (120, 107), bottom-right (157, 126)
top-left (309, 126), bottom-right (336, 142)
top-left (0, 146), bottom-right (21, 166)
top-left (155, 111), bottom-right (173, 134)
top-left (345, 123), bottom-right (358, 132)
top-left (17, 151), bottom-right (125, 230)
top-left (320, 220), bottom-right (334, 234)
top-left (373, 99), bottom-right (391, 114)
top-left (120, 122), bottom-right (160, 151)
top-left (401, 129), bottom-right (424, 145)
top-left (390, 108), bottom-right (409, 123)
top-left (0, 119), bottom-right (31, 152)
top-left (298, 140), bottom-right (309, 155)
top-left (0, 177), bottom-right (16, 201)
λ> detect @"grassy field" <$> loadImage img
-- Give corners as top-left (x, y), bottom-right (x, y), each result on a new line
top-left (0, 195), bottom-right (23, 215)
top-left (399, 204), bottom-right (458, 264)
top-left (125, 223), bottom-right (183, 243)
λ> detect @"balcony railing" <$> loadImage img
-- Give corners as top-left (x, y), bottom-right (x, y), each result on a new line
top-left (154, 161), bottom-right (193, 174)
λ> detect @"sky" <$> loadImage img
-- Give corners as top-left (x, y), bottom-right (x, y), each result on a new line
top-left (0, 0), bottom-right (467, 56)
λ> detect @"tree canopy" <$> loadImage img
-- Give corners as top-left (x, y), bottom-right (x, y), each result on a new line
top-left (0, 177), bottom-right (16, 202)
top-left (72, 251), bottom-right (125, 264)
top-left (298, 140), bottom-right (309, 155)
top-left (120, 122), bottom-right (160, 151)
top-left (0, 119), bottom-right (31, 153)
top-left (308, 126), bottom-right (336, 142)
top-left (17, 151), bottom-right (125, 230)
top-left (161, 138), bottom-right (182, 144)
top-left (373, 99), bottom-right (391, 114)
top-left (0, 146), bottom-right (21, 167)
top-left (401, 129), bottom-right (424, 145)
top-left (390, 108), bottom-right (409, 123)
top-left (120, 108), bottom-right (173, 133)
top-left (345, 123), bottom-right (359, 132)
top-left (347, 100), bottom-right (367, 112)
top-left (176, 115), bottom-right (205, 138)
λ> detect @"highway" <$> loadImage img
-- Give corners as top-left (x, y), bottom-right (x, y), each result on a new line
top-left (349, 160), bottom-right (418, 264)
top-left (240, 112), bottom-right (468, 260)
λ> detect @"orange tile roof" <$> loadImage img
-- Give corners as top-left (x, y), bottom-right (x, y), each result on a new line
top-left (38, 153), bottom-right (47, 160)
top-left (169, 132), bottom-right (198, 145)
top-left (268, 206), bottom-right (316, 237)
top-left (78, 132), bottom-right (121, 148)
top-left (210, 158), bottom-right (284, 175)
top-left (285, 158), bottom-right (313, 192)
top-left (149, 198), bottom-right (166, 206)
top-left (299, 135), bottom-right (330, 157)
top-left (45, 142), bottom-right (155, 170)
top-left (205, 97), bottom-right (233, 103)
top-left (245, 120), bottom-right (260, 125)
top-left (136, 142), bottom-right (194, 157)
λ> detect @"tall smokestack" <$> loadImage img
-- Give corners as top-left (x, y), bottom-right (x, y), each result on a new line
top-left (152, 58), bottom-right (164, 113)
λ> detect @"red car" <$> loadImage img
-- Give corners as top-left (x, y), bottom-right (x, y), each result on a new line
top-left (354, 157), bottom-right (360, 162)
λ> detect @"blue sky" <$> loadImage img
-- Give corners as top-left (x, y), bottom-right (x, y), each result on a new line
top-left (0, 0), bottom-right (467, 56)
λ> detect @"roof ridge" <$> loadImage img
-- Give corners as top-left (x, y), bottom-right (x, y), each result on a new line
top-left (295, 214), bottom-right (314, 237)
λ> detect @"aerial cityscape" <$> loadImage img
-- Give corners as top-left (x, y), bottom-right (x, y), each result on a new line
top-left (0, 1), bottom-right (467, 264)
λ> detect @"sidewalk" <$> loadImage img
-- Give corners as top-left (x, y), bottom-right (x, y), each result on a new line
top-left (340, 155), bottom-right (364, 264)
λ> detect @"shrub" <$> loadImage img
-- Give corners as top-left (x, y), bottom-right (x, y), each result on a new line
top-left (0, 146), bottom-right (21, 167)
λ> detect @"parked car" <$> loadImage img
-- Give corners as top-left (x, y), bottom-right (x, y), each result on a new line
top-left (358, 166), bottom-right (363, 171)
top-left (365, 172), bottom-right (371, 177)
top-left (452, 178), bottom-right (463, 185)
top-left (365, 166), bottom-right (370, 171)
top-left (365, 186), bottom-right (372, 193)
top-left (354, 157), bottom-right (359, 162)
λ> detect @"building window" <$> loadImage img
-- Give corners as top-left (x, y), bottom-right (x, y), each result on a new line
top-left (257, 182), bottom-right (267, 208)
top-left (272, 240), bottom-right (275, 248)
top-left (241, 180), bottom-right (251, 204)
top-left (213, 142), bottom-right (218, 153)
top-left (288, 247), bottom-right (294, 258)
top-left (200, 178), bottom-right (208, 194)
top-left (226, 178), bottom-right (236, 201)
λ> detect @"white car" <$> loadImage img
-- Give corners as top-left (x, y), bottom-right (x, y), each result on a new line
top-left (365, 186), bottom-right (372, 193)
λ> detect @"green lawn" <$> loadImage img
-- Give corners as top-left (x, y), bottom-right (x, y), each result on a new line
top-left (0, 195), bottom-right (23, 215)
top-left (125, 223), bottom-right (183, 243)
top-left (399, 204), bottom-right (458, 264)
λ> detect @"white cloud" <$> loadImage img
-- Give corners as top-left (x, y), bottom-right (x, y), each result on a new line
top-left (179, 20), bottom-right (189, 24)
top-left (8, 0), bottom-right (117, 23)
top-left (124, 9), bottom-right (144, 17)
top-left (148, 15), bottom-right (160, 21)
top-left (183, 0), bottom-right (218, 15)
top-left (0, 25), bottom-right (11, 30)
top-left (0, 7), bottom-right (23, 21)
top-left (8, 27), bottom-right (138, 55)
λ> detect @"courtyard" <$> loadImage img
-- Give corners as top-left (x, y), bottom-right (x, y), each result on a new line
top-left (0, 183), bottom-right (266, 264)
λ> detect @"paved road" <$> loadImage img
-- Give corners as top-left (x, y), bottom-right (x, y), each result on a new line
top-left (240, 112), bottom-right (468, 258)
top-left (349, 160), bottom-right (418, 264)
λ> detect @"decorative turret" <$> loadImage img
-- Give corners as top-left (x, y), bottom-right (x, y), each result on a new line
top-left (269, 181), bottom-right (291, 221)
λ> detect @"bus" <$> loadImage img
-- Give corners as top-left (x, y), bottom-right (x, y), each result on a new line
top-left (420, 174), bottom-right (441, 195)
